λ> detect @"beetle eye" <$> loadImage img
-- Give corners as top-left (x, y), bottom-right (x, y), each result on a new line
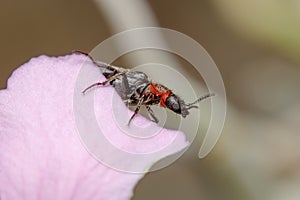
top-left (166, 94), bottom-right (181, 114)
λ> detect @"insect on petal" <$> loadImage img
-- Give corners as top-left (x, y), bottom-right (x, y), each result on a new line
top-left (0, 53), bottom-right (188, 200)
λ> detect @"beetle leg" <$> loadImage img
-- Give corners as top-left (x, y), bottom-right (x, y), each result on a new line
top-left (73, 50), bottom-right (101, 68)
top-left (82, 72), bottom-right (126, 94)
top-left (73, 50), bottom-right (114, 70)
top-left (146, 105), bottom-right (159, 123)
top-left (128, 96), bottom-right (144, 125)
top-left (72, 50), bottom-right (90, 57)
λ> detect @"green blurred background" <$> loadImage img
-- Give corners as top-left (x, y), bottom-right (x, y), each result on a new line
top-left (1, 0), bottom-right (300, 199)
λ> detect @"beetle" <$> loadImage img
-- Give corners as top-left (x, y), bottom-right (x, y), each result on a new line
top-left (75, 51), bottom-right (214, 125)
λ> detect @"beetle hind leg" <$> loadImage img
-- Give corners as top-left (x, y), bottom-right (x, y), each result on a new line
top-left (82, 82), bottom-right (106, 94)
top-left (82, 72), bottom-right (126, 94)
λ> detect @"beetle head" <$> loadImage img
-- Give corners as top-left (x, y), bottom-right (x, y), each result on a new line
top-left (166, 93), bottom-right (215, 117)
top-left (165, 94), bottom-right (182, 115)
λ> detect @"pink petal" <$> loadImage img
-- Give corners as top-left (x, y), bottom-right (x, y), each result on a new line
top-left (0, 54), bottom-right (188, 200)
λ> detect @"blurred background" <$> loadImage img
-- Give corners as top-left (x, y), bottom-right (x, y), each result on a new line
top-left (1, 0), bottom-right (300, 199)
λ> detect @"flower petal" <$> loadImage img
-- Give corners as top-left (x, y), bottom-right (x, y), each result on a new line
top-left (0, 54), bottom-right (188, 200)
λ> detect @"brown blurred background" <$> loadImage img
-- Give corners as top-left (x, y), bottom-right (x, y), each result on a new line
top-left (1, 0), bottom-right (300, 200)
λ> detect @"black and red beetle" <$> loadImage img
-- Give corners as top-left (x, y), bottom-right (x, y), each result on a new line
top-left (76, 51), bottom-right (214, 125)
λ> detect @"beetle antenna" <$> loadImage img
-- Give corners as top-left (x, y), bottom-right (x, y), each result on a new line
top-left (185, 93), bottom-right (215, 107)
